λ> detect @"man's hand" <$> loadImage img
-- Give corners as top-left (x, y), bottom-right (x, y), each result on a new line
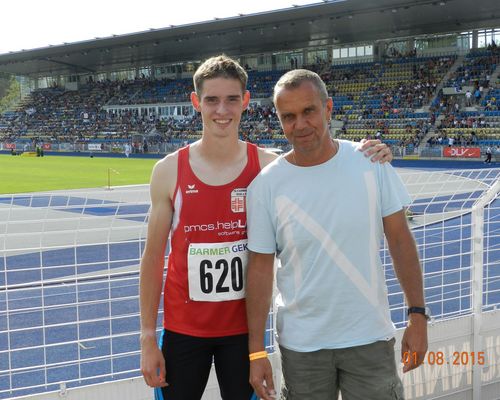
top-left (140, 334), bottom-right (168, 388)
top-left (359, 139), bottom-right (393, 163)
top-left (249, 358), bottom-right (277, 400)
top-left (401, 315), bottom-right (428, 373)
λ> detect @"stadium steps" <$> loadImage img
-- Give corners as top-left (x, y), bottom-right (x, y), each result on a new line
top-left (420, 114), bottom-right (446, 146)
top-left (486, 64), bottom-right (500, 93)
top-left (429, 54), bottom-right (465, 106)
top-left (475, 64), bottom-right (500, 102)
top-left (491, 64), bottom-right (500, 83)
top-left (1, 92), bottom-right (32, 116)
top-left (420, 126), bottom-right (438, 147)
top-left (330, 118), bottom-right (343, 136)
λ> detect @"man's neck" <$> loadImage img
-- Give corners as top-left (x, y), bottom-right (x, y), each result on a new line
top-left (289, 138), bottom-right (338, 167)
top-left (189, 134), bottom-right (248, 186)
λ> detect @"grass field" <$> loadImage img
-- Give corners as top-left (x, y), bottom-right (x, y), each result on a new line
top-left (0, 154), bottom-right (158, 194)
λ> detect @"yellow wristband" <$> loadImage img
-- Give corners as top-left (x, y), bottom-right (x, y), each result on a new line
top-left (249, 351), bottom-right (268, 361)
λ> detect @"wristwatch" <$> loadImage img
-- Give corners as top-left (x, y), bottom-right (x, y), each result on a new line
top-left (407, 306), bottom-right (431, 320)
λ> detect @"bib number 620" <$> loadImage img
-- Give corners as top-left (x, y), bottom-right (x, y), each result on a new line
top-left (200, 257), bottom-right (244, 294)
top-left (187, 240), bottom-right (248, 302)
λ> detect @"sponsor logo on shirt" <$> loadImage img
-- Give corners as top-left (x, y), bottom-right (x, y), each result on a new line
top-left (231, 188), bottom-right (247, 213)
top-left (184, 219), bottom-right (246, 236)
top-left (186, 184), bottom-right (199, 194)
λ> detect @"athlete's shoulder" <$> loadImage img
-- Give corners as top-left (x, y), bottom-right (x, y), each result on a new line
top-left (154, 149), bottom-right (179, 176)
top-left (150, 150), bottom-right (181, 200)
top-left (255, 146), bottom-right (279, 169)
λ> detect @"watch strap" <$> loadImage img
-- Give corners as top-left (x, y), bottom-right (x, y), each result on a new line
top-left (407, 306), bottom-right (429, 320)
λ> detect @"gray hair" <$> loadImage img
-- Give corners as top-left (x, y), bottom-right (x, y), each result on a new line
top-left (273, 69), bottom-right (329, 105)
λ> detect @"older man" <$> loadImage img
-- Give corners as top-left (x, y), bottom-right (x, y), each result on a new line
top-left (246, 69), bottom-right (427, 400)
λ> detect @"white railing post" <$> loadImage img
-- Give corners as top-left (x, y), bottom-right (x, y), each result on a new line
top-left (470, 177), bottom-right (500, 400)
top-left (471, 202), bottom-right (484, 400)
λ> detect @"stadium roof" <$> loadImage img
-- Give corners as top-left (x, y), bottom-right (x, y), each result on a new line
top-left (0, 0), bottom-right (499, 78)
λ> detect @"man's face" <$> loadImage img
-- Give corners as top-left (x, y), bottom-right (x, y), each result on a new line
top-left (191, 78), bottom-right (250, 138)
top-left (275, 81), bottom-right (333, 155)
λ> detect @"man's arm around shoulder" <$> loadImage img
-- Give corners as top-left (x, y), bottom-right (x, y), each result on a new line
top-left (255, 140), bottom-right (394, 170)
top-left (140, 154), bottom-right (177, 388)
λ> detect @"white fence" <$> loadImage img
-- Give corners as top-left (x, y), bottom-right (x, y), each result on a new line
top-left (1, 168), bottom-right (499, 400)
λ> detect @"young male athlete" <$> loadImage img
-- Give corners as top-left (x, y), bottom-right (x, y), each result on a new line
top-left (139, 55), bottom-right (393, 399)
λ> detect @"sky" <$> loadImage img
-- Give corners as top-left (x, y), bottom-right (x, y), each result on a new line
top-left (0, 0), bottom-right (319, 55)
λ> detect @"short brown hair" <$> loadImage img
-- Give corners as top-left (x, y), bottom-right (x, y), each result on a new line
top-left (273, 69), bottom-right (329, 105)
top-left (193, 55), bottom-right (248, 95)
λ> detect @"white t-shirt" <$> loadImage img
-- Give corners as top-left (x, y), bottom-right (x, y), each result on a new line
top-left (247, 140), bottom-right (411, 351)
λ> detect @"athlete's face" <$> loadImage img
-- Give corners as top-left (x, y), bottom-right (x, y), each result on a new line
top-left (191, 78), bottom-right (250, 138)
top-left (275, 81), bottom-right (333, 157)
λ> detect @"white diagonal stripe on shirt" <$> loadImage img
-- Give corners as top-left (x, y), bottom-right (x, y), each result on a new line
top-left (275, 195), bottom-right (379, 307)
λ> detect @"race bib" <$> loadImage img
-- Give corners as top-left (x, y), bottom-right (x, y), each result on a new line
top-left (188, 239), bottom-right (248, 302)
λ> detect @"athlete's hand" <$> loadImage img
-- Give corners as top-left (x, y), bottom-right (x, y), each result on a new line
top-left (249, 358), bottom-right (276, 400)
top-left (359, 139), bottom-right (393, 163)
top-left (140, 335), bottom-right (168, 388)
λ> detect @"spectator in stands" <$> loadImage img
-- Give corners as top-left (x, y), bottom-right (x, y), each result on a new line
top-left (465, 90), bottom-right (472, 106)
top-left (139, 56), bottom-right (393, 400)
top-left (0, 54), bottom-right (456, 151)
top-left (245, 69), bottom-right (427, 400)
top-left (474, 87), bottom-right (482, 104)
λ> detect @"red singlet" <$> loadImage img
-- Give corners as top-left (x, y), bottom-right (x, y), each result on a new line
top-left (163, 142), bottom-right (261, 337)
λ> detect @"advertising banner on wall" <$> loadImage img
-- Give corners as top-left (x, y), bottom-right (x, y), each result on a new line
top-left (443, 147), bottom-right (481, 158)
top-left (88, 143), bottom-right (103, 151)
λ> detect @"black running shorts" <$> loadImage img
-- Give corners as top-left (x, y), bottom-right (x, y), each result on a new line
top-left (154, 329), bottom-right (255, 400)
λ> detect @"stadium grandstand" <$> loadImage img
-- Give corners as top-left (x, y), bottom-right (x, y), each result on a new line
top-left (0, 0), bottom-right (499, 399)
